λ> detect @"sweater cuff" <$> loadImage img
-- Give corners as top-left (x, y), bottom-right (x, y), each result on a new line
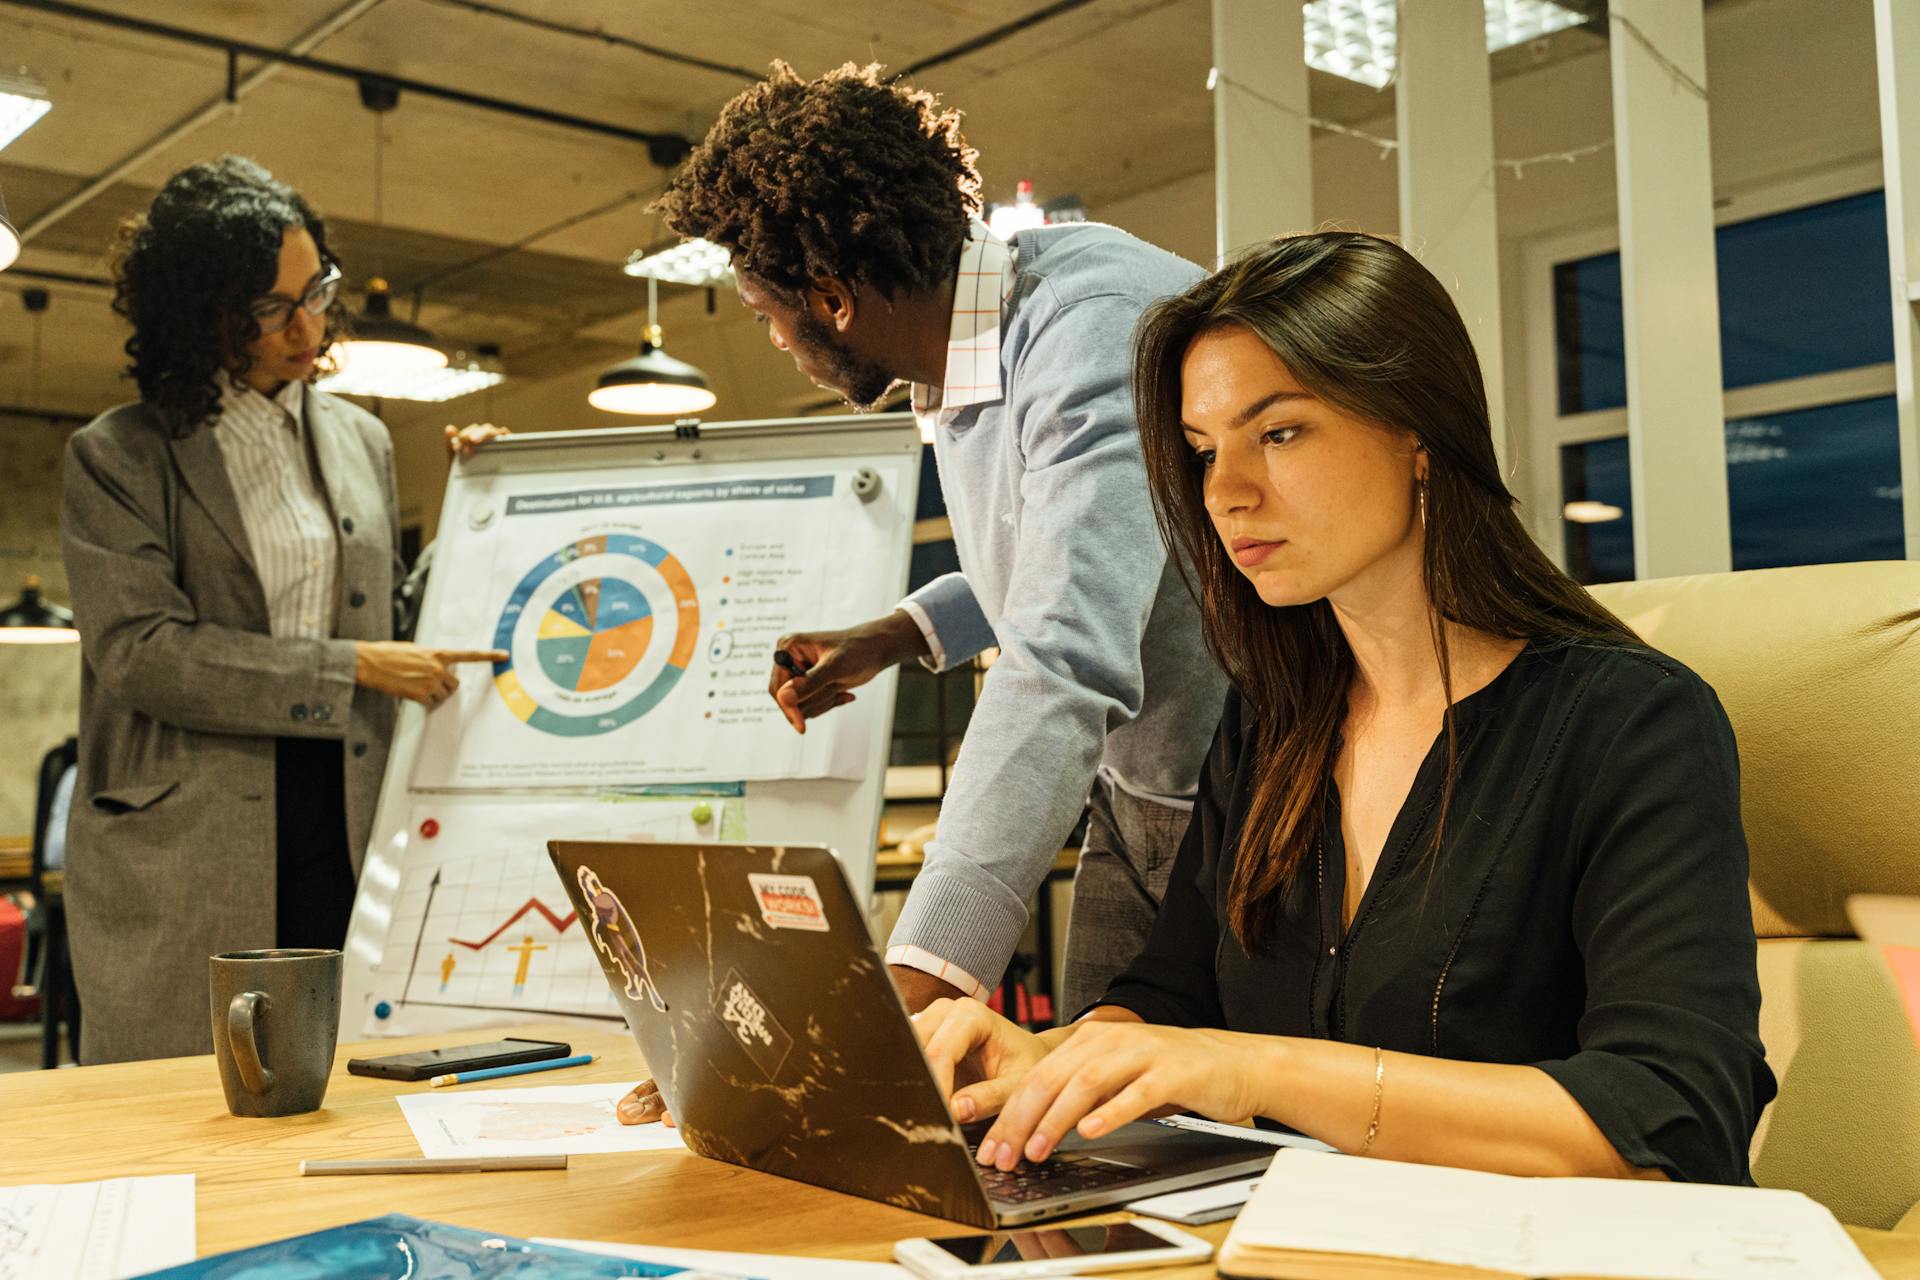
top-left (886, 856), bottom-right (1032, 993)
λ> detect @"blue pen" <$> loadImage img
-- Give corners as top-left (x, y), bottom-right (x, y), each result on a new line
top-left (428, 1053), bottom-right (596, 1087)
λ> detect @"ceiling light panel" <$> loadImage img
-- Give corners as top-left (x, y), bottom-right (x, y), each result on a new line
top-left (624, 239), bottom-right (735, 288)
top-left (1302, 0), bottom-right (1585, 88)
top-left (0, 70), bottom-right (51, 152)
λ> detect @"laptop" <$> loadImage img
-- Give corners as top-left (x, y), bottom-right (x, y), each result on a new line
top-left (548, 839), bottom-right (1273, 1228)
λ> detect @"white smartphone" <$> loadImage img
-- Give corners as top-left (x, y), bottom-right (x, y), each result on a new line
top-left (892, 1219), bottom-right (1212, 1278)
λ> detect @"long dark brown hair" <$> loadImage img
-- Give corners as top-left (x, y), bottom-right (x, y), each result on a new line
top-left (1134, 232), bottom-right (1639, 948)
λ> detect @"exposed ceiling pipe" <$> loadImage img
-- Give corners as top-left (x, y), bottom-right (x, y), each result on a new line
top-left (13, 0), bottom-right (389, 245)
top-left (897, 0), bottom-right (1105, 78)
top-left (418, 0), bottom-right (761, 84)
top-left (3, 1), bottom-right (692, 160)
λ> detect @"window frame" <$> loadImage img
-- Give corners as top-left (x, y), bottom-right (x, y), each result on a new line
top-left (1519, 158), bottom-right (1895, 569)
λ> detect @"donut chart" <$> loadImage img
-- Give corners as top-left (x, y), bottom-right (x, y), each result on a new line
top-left (491, 534), bottom-right (700, 738)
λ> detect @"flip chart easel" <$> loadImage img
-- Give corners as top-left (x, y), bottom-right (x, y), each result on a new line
top-left (341, 414), bottom-right (922, 1038)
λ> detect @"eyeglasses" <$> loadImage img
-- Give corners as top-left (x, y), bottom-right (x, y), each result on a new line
top-left (249, 265), bottom-right (343, 336)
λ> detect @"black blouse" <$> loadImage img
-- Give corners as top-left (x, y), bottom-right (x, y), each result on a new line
top-left (1099, 641), bottom-right (1776, 1185)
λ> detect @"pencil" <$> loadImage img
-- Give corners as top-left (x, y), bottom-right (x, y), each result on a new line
top-left (428, 1052), bottom-right (596, 1087)
top-left (301, 1155), bottom-right (568, 1176)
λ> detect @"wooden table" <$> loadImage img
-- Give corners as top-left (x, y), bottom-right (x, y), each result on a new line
top-left (4, 1024), bottom-right (1918, 1277)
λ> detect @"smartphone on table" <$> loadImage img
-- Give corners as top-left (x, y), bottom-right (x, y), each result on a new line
top-left (345, 1037), bottom-right (571, 1082)
top-left (893, 1220), bottom-right (1211, 1278)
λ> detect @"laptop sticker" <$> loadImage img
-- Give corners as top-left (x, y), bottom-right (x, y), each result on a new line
top-left (747, 872), bottom-right (831, 932)
top-left (714, 966), bottom-right (794, 1079)
top-left (576, 864), bottom-right (668, 1012)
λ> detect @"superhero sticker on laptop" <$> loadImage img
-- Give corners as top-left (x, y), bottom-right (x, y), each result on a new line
top-left (576, 864), bottom-right (668, 1012)
top-left (714, 966), bottom-right (794, 1079)
top-left (747, 872), bottom-right (830, 932)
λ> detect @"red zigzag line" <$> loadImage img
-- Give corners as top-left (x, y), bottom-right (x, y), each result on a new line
top-left (449, 898), bottom-right (579, 951)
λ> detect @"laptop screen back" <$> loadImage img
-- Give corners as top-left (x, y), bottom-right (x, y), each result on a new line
top-left (548, 839), bottom-right (997, 1226)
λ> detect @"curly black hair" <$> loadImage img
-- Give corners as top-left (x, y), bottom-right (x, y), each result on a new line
top-left (111, 155), bottom-right (345, 433)
top-left (656, 62), bottom-right (982, 300)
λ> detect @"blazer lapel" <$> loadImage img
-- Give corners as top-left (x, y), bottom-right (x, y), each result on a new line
top-left (169, 424), bottom-right (259, 578)
top-left (302, 385), bottom-right (361, 526)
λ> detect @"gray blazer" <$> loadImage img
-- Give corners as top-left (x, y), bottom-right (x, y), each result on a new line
top-left (60, 387), bottom-right (401, 1063)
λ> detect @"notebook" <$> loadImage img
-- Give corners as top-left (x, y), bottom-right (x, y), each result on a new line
top-left (1215, 1150), bottom-right (1877, 1280)
top-left (135, 1214), bottom-right (759, 1279)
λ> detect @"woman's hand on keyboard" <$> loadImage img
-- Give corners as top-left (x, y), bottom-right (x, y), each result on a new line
top-left (970, 1023), bottom-right (1270, 1172)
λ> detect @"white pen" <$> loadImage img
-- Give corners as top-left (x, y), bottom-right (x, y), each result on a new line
top-left (299, 1155), bottom-right (569, 1176)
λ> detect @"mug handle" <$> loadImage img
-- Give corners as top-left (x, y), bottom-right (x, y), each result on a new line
top-left (227, 991), bottom-right (275, 1096)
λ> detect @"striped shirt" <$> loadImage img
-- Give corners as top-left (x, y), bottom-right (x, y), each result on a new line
top-left (214, 377), bottom-right (339, 640)
top-left (900, 221), bottom-right (1018, 676)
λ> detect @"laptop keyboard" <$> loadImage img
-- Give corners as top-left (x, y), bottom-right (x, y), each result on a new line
top-left (976, 1151), bottom-right (1142, 1204)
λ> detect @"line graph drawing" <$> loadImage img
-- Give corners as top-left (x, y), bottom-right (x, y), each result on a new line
top-left (391, 854), bottom-right (613, 1019)
top-left (450, 898), bottom-right (578, 951)
top-left (370, 797), bottom-right (746, 1032)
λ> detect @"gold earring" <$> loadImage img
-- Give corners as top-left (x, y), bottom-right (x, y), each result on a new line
top-left (1418, 478), bottom-right (1429, 529)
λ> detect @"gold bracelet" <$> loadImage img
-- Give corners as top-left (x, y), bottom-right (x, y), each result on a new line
top-left (1357, 1046), bottom-right (1385, 1156)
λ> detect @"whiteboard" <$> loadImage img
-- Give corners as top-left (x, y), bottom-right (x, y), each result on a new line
top-left (341, 414), bottom-right (922, 1038)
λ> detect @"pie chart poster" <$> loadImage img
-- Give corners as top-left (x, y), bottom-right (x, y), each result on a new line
top-left (413, 468), bottom-right (879, 789)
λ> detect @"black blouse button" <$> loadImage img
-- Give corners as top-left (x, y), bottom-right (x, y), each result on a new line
top-left (341, 516), bottom-right (355, 534)
top-left (349, 590), bottom-right (367, 608)
top-left (291, 704), bottom-right (308, 721)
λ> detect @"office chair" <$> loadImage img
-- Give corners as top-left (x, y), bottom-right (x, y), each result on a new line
top-left (15, 736), bottom-right (79, 1068)
top-left (1592, 562), bottom-right (1920, 1228)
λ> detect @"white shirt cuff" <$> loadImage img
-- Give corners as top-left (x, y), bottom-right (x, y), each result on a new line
top-left (884, 943), bottom-right (990, 1002)
top-left (896, 600), bottom-right (948, 673)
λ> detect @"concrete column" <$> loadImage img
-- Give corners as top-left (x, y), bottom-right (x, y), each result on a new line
top-left (1210, 0), bottom-right (1313, 266)
top-left (1397, 0), bottom-right (1509, 476)
top-left (1874, 0), bottom-right (1920, 558)
top-left (1609, 0), bottom-right (1731, 577)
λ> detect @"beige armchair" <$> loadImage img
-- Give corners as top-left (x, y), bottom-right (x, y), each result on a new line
top-left (1592, 562), bottom-right (1920, 1228)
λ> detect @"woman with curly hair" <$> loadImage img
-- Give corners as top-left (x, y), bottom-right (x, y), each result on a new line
top-left (60, 155), bottom-right (503, 1062)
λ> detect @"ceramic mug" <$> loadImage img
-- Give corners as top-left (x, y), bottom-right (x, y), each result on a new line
top-left (208, 948), bottom-right (342, 1117)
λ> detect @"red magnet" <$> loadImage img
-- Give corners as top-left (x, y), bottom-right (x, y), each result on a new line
top-left (420, 818), bottom-right (441, 839)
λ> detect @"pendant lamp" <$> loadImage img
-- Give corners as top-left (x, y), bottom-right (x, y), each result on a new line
top-left (0, 576), bottom-right (77, 644)
top-left (324, 276), bottom-right (447, 387)
top-left (590, 275), bottom-right (716, 416)
top-left (0, 180), bottom-right (20, 273)
top-left (322, 91), bottom-right (445, 392)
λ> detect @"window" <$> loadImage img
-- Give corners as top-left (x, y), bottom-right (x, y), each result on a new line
top-left (1544, 186), bottom-right (1900, 582)
top-left (1560, 397), bottom-right (1903, 584)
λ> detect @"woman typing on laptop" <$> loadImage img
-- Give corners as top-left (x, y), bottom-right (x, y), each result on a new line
top-left (905, 233), bottom-right (1774, 1187)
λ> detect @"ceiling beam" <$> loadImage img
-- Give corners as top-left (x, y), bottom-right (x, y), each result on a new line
top-left (11, 0), bottom-right (388, 245)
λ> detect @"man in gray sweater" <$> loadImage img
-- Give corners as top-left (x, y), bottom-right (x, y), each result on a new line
top-left (653, 62), bottom-right (1225, 1021)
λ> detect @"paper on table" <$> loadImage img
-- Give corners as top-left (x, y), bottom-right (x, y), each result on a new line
top-left (539, 1238), bottom-right (913, 1279)
top-left (398, 1083), bottom-right (687, 1159)
top-left (0, 1174), bottom-right (195, 1280)
top-left (1230, 1151), bottom-right (1878, 1280)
